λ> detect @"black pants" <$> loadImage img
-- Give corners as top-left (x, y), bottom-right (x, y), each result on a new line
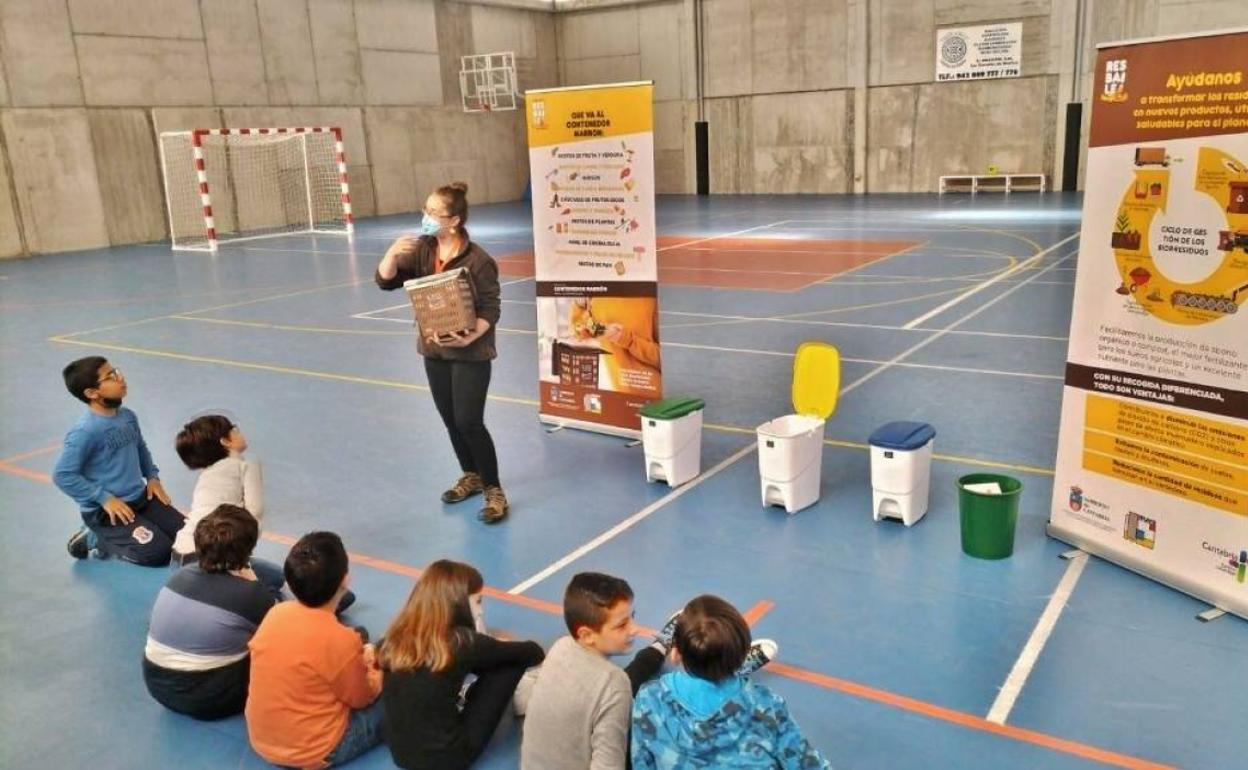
top-left (425, 358), bottom-right (499, 488)
top-left (409, 664), bottom-right (528, 770)
top-left (84, 494), bottom-right (185, 566)
top-left (143, 656), bottom-right (249, 720)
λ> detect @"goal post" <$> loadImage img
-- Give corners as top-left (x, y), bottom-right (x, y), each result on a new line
top-left (158, 127), bottom-right (354, 252)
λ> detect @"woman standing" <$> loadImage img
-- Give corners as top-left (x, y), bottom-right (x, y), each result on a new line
top-left (376, 183), bottom-right (508, 524)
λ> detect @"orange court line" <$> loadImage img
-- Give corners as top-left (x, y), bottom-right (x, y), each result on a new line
top-left (0, 461), bottom-right (51, 483)
top-left (0, 443), bottom-right (61, 465)
top-left (742, 600), bottom-right (775, 626)
top-left (0, 462), bottom-right (1173, 770)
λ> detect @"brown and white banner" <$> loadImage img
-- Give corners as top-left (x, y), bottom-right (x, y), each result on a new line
top-left (525, 82), bottom-right (662, 437)
top-left (1050, 29), bottom-right (1248, 618)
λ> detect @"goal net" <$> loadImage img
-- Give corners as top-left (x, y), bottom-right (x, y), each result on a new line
top-left (159, 127), bottom-right (354, 251)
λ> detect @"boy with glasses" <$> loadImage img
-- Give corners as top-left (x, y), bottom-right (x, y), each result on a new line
top-left (54, 357), bottom-right (185, 564)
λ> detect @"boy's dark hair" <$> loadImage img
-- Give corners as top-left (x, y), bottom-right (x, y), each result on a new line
top-left (176, 415), bottom-right (234, 469)
top-left (194, 504), bottom-right (258, 573)
top-left (563, 572), bottom-right (634, 635)
top-left (63, 356), bottom-right (108, 404)
top-left (284, 531), bottom-right (349, 608)
top-left (673, 595), bottom-right (751, 682)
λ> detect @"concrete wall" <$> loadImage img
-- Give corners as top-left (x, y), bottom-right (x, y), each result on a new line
top-left (555, 0), bottom-right (697, 193)
top-left (0, 0), bottom-right (556, 257)
top-left (4, 0), bottom-right (1248, 257)
top-left (552, 0), bottom-right (1248, 194)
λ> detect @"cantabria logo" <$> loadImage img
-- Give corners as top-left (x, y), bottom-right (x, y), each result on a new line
top-left (1069, 486), bottom-right (1083, 512)
top-left (1202, 541), bottom-right (1247, 583)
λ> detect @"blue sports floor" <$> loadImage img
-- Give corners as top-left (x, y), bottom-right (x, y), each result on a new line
top-left (1, 194), bottom-right (1242, 769)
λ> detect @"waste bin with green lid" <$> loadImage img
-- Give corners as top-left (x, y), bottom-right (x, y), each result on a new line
top-left (640, 397), bottom-right (705, 487)
top-left (957, 474), bottom-right (1023, 559)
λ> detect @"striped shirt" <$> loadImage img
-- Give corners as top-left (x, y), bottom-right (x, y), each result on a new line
top-left (145, 565), bottom-right (274, 671)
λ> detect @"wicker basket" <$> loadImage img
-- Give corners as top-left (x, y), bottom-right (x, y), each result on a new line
top-left (403, 268), bottom-right (477, 337)
top-left (553, 341), bottom-right (608, 386)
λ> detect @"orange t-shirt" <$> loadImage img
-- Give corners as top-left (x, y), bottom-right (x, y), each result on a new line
top-left (245, 601), bottom-right (380, 769)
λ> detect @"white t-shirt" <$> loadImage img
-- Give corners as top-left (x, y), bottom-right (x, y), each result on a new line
top-left (173, 453), bottom-right (264, 556)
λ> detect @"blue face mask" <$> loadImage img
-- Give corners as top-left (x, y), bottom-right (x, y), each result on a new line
top-left (420, 213), bottom-right (442, 236)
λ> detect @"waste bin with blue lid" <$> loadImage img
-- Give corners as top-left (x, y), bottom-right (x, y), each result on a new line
top-left (640, 397), bottom-right (705, 487)
top-left (868, 421), bottom-right (936, 527)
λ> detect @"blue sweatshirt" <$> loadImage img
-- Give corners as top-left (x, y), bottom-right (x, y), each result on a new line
top-left (53, 408), bottom-right (159, 512)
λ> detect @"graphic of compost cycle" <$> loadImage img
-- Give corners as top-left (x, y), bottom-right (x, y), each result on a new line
top-left (1110, 143), bottom-right (1248, 323)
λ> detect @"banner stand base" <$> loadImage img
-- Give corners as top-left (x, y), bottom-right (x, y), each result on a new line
top-left (1048, 523), bottom-right (1247, 623)
top-left (539, 415), bottom-right (641, 441)
top-left (1197, 607), bottom-right (1227, 623)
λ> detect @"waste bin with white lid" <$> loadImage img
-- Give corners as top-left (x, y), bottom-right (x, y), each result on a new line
top-left (758, 342), bottom-right (840, 513)
top-left (640, 397), bottom-right (705, 487)
top-left (869, 421), bottom-right (936, 527)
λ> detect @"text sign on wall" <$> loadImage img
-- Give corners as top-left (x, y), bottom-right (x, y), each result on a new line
top-left (936, 23), bottom-right (1022, 82)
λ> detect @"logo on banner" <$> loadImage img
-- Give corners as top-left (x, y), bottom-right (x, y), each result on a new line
top-left (531, 100), bottom-right (547, 130)
top-left (1123, 512), bottom-right (1157, 550)
top-left (1101, 58), bottom-right (1128, 103)
top-left (1069, 486), bottom-right (1084, 512)
top-left (939, 32), bottom-right (968, 68)
top-left (1203, 542), bottom-right (1248, 583)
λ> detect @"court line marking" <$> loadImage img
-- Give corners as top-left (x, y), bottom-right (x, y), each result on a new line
top-left (0, 443), bottom-right (61, 465)
top-left (658, 283), bottom-right (982, 329)
top-left (52, 278), bottom-right (372, 340)
top-left (902, 233), bottom-right (1079, 329)
top-left (166, 315), bottom-right (1063, 382)
top-left (987, 552), bottom-right (1089, 725)
top-left (505, 441), bottom-right (759, 595)
top-left (840, 248), bottom-right (1078, 393)
top-left (355, 301), bottom-right (1069, 342)
top-left (42, 336), bottom-right (1058, 477)
top-left (44, 337), bottom-right (544, 408)
top-left (0, 468), bottom-right (1163, 770)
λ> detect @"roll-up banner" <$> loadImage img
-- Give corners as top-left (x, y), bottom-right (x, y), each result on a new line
top-left (526, 82), bottom-right (662, 437)
top-left (1050, 29), bottom-right (1248, 617)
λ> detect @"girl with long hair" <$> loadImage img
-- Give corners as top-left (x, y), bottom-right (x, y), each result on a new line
top-left (380, 560), bottom-right (543, 770)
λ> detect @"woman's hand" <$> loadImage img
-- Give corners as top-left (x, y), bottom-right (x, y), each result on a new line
top-left (434, 317), bottom-right (490, 348)
top-left (377, 236), bottom-right (420, 280)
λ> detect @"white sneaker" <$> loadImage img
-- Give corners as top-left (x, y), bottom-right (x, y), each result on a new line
top-left (737, 638), bottom-right (778, 676)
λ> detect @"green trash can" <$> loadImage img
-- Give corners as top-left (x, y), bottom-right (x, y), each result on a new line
top-left (957, 473), bottom-right (1023, 559)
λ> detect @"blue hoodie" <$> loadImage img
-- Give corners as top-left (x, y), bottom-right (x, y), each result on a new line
top-left (632, 671), bottom-right (830, 769)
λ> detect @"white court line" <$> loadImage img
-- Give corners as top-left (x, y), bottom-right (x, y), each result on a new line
top-left (902, 233), bottom-right (1079, 330)
top-left (506, 443), bottom-right (758, 594)
top-left (504, 252), bottom-right (1079, 596)
top-left (986, 553), bottom-right (1089, 724)
top-left (838, 247), bottom-right (1078, 393)
top-left (353, 299), bottom-right (1069, 342)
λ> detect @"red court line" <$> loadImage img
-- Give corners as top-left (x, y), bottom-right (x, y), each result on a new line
top-left (0, 464), bottom-right (1173, 769)
top-left (769, 663), bottom-right (1171, 770)
top-left (493, 234), bottom-right (920, 291)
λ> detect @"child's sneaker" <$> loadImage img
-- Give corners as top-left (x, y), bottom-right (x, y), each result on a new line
top-left (67, 527), bottom-right (91, 559)
top-left (478, 486), bottom-right (509, 524)
top-left (736, 638), bottom-right (778, 676)
top-left (654, 610), bottom-right (681, 651)
top-left (442, 472), bottom-right (484, 503)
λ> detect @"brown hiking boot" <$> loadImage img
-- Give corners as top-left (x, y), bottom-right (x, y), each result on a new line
top-left (478, 486), bottom-right (509, 524)
top-left (442, 472), bottom-right (484, 504)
